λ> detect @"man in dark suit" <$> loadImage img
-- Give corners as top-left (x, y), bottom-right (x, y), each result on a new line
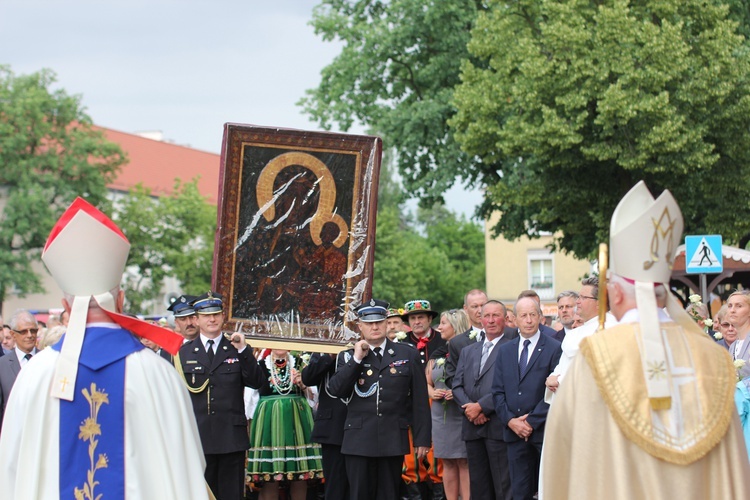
top-left (493, 297), bottom-right (562, 500)
top-left (453, 300), bottom-right (516, 500)
top-left (446, 290), bottom-right (517, 389)
top-left (178, 291), bottom-right (265, 500)
top-left (517, 290), bottom-right (565, 343)
top-left (301, 352), bottom-right (350, 500)
top-left (328, 299), bottom-right (431, 500)
top-left (0, 310), bottom-right (40, 428)
top-left (444, 289), bottom-right (487, 388)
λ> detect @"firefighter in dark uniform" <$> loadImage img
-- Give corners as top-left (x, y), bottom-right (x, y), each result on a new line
top-left (176, 291), bottom-right (264, 500)
top-left (328, 299), bottom-right (431, 500)
top-left (301, 351), bottom-right (350, 500)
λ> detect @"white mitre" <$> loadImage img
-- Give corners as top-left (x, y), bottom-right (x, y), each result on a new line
top-left (42, 198), bottom-right (131, 401)
top-left (609, 181), bottom-right (686, 409)
top-left (42, 198), bottom-right (185, 405)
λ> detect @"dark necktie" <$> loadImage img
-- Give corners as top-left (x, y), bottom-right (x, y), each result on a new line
top-left (519, 339), bottom-right (531, 376)
top-left (374, 346), bottom-right (382, 360)
top-left (206, 339), bottom-right (215, 364)
top-left (24, 353), bottom-right (32, 362)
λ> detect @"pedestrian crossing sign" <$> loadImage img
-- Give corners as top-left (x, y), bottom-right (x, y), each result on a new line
top-left (685, 235), bottom-right (723, 274)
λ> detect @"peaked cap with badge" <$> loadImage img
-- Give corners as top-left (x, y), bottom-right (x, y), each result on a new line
top-left (190, 291), bottom-right (224, 315)
top-left (167, 294), bottom-right (198, 318)
top-left (355, 299), bottom-right (389, 323)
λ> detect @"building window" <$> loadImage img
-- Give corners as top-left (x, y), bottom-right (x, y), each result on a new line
top-left (528, 250), bottom-right (554, 300)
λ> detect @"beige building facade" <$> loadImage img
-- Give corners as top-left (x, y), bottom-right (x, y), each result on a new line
top-left (485, 213), bottom-right (593, 317)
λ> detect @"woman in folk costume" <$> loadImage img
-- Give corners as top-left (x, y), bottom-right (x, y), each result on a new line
top-left (541, 182), bottom-right (750, 499)
top-left (247, 348), bottom-right (323, 500)
top-left (0, 197), bottom-right (209, 499)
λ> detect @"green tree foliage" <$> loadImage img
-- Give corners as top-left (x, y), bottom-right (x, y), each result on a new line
top-left (300, 0), bottom-right (488, 207)
top-left (371, 159), bottom-right (485, 313)
top-left (450, 0), bottom-right (750, 257)
top-left (113, 179), bottom-right (215, 314)
top-left (418, 203), bottom-right (485, 292)
top-left (0, 66), bottom-right (125, 307)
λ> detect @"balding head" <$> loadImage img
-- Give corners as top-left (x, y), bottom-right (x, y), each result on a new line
top-left (515, 297), bottom-right (542, 339)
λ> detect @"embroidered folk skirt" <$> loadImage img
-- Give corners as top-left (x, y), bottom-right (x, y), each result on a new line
top-left (247, 394), bottom-right (323, 482)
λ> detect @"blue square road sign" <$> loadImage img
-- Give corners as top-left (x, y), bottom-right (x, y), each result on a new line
top-left (685, 235), bottom-right (723, 274)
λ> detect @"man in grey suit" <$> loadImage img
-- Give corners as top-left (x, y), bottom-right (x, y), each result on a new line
top-left (0, 310), bottom-right (40, 429)
top-left (452, 300), bottom-right (515, 500)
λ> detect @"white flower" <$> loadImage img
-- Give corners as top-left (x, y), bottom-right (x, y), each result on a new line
top-left (703, 318), bottom-right (713, 328)
top-left (300, 353), bottom-right (311, 365)
top-left (689, 294), bottom-right (702, 304)
top-left (734, 359), bottom-right (746, 370)
top-left (435, 358), bottom-right (445, 367)
top-left (714, 331), bottom-right (723, 340)
top-left (468, 331), bottom-right (477, 340)
top-left (395, 331), bottom-right (407, 342)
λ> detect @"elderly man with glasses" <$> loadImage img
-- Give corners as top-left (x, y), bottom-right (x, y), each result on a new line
top-left (0, 310), bottom-right (40, 429)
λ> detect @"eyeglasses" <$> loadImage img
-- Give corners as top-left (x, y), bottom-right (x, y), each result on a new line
top-left (578, 295), bottom-right (597, 301)
top-left (721, 322), bottom-right (732, 329)
top-left (12, 328), bottom-right (39, 336)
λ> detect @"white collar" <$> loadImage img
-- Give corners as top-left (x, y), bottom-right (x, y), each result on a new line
top-left (619, 308), bottom-right (670, 324)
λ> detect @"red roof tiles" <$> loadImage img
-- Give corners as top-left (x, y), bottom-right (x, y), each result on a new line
top-left (97, 126), bottom-right (220, 204)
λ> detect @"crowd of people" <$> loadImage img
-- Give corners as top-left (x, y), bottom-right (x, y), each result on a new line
top-left (1, 184), bottom-right (750, 500)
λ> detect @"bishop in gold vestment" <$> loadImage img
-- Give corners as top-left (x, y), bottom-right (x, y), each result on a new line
top-left (541, 182), bottom-right (750, 499)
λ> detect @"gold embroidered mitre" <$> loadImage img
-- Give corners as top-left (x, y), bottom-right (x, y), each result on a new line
top-left (610, 181), bottom-right (683, 408)
top-left (610, 181), bottom-right (682, 284)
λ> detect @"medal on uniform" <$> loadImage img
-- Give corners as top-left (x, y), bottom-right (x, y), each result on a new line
top-left (358, 378), bottom-right (365, 385)
top-left (390, 367), bottom-right (397, 374)
top-left (366, 369), bottom-right (373, 376)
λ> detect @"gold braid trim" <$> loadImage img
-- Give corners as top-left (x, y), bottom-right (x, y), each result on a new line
top-left (173, 350), bottom-right (210, 394)
top-left (580, 322), bottom-right (735, 465)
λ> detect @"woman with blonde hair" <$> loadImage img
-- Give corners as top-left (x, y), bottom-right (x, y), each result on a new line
top-left (727, 290), bottom-right (750, 378)
top-left (426, 309), bottom-right (471, 500)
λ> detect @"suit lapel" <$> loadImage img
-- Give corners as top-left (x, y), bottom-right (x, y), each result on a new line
top-left (9, 351), bottom-right (20, 378)
top-left (478, 340), bottom-right (500, 379)
top-left (377, 341), bottom-right (395, 370)
top-left (192, 339), bottom-right (212, 370)
top-left (520, 334), bottom-right (546, 382)
top-left (210, 336), bottom-right (231, 372)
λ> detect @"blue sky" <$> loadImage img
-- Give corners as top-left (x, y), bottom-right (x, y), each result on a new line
top-left (0, 1), bottom-right (481, 218)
